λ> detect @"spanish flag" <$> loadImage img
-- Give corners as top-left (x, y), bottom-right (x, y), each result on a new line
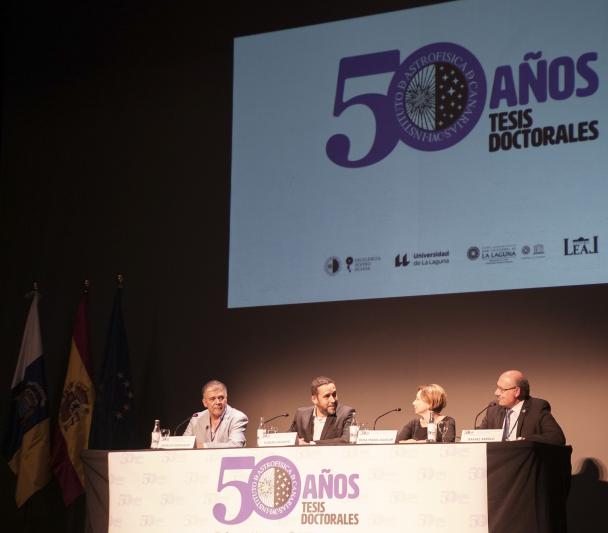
top-left (51, 287), bottom-right (95, 505)
top-left (2, 291), bottom-right (51, 507)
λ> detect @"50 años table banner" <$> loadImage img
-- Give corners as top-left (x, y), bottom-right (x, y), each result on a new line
top-left (108, 444), bottom-right (488, 532)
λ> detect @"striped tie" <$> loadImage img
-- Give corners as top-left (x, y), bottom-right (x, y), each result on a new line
top-left (502, 409), bottom-right (513, 441)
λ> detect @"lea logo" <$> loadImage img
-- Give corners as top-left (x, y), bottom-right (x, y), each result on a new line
top-left (564, 236), bottom-right (598, 256)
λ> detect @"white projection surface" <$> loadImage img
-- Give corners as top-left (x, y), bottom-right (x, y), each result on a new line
top-left (229, 0), bottom-right (607, 308)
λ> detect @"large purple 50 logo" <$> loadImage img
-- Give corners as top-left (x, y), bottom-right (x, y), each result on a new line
top-left (212, 455), bottom-right (301, 525)
top-left (326, 42), bottom-right (487, 167)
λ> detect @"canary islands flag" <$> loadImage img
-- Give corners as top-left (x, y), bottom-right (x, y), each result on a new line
top-left (2, 292), bottom-right (51, 507)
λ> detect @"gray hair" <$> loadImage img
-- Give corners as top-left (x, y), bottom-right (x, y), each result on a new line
top-left (202, 379), bottom-right (227, 397)
top-left (516, 377), bottom-right (530, 400)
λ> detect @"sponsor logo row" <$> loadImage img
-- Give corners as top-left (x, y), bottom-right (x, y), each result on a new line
top-left (324, 236), bottom-right (599, 275)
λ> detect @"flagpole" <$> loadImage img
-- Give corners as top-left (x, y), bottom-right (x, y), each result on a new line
top-left (25, 281), bottom-right (39, 299)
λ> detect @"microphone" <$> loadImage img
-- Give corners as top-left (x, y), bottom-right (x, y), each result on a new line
top-left (174, 412), bottom-right (198, 436)
top-left (262, 413), bottom-right (289, 425)
top-left (373, 407), bottom-right (401, 430)
top-left (474, 401), bottom-right (497, 429)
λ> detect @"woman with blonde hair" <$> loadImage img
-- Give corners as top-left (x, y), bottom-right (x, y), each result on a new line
top-left (396, 384), bottom-right (455, 443)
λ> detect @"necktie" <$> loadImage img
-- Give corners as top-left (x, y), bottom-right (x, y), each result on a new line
top-left (502, 409), bottom-right (512, 441)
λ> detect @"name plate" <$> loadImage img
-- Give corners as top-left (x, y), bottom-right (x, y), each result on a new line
top-left (158, 436), bottom-right (196, 449)
top-left (356, 430), bottom-right (397, 444)
top-left (258, 432), bottom-right (298, 447)
top-left (461, 429), bottom-right (503, 442)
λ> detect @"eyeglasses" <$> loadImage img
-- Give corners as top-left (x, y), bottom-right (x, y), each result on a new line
top-left (496, 386), bottom-right (517, 393)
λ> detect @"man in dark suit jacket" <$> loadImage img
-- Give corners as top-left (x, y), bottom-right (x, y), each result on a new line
top-left (289, 376), bottom-right (355, 445)
top-left (480, 370), bottom-right (565, 446)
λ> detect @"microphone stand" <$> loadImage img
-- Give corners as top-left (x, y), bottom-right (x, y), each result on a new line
top-left (174, 413), bottom-right (198, 436)
top-left (373, 408), bottom-right (401, 430)
top-left (263, 413), bottom-right (289, 425)
top-left (474, 402), bottom-right (496, 429)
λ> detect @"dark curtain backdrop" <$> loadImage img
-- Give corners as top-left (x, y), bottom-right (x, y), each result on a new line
top-left (1, 1), bottom-right (605, 532)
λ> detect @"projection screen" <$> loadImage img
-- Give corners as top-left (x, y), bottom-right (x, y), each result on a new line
top-left (229, 0), bottom-right (607, 308)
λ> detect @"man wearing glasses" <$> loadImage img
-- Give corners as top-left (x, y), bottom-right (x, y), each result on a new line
top-left (479, 370), bottom-right (565, 445)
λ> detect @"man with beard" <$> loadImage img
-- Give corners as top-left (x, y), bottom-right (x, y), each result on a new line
top-left (289, 376), bottom-right (355, 445)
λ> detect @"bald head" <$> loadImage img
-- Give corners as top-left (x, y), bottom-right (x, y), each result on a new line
top-left (495, 370), bottom-right (530, 408)
top-left (501, 370), bottom-right (524, 385)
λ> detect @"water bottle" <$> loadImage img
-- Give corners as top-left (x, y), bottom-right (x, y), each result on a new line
top-left (257, 417), bottom-right (266, 446)
top-left (150, 419), bottom-right (161, 449)
top-left (349, 411), bottom-right (359, 444)
top-left (427, 412), bottom-right (437, 443)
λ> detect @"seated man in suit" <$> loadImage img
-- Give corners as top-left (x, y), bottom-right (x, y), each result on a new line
top-left (480, 370), bottom-right (565, 445)
top-left (289, 376), bottom-right (355, 445)
top-left (183, 379), bottom-right (248, 448)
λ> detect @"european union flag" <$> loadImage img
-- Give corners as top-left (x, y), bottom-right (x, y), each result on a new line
top-left (90, 285), bottom-right (134, 450)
